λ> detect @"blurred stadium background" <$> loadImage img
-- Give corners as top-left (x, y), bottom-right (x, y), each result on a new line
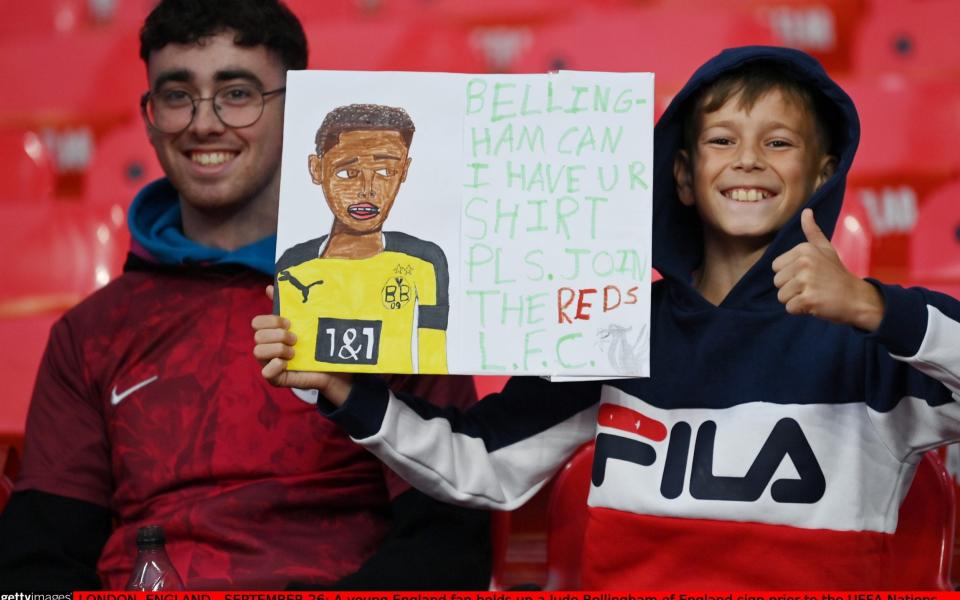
top-left (0, 0), bottom-right (958, 587)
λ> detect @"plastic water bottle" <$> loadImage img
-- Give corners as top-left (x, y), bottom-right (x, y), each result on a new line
top-left (125, 525), bottom-right (185, 591)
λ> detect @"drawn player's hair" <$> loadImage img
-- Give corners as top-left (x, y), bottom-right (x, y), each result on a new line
top-left (140, 0), bottom-right (308, 71)
top-left (682, 60), bottom-right (839, 156)
top-left (315, 104), bottom-right (415, 156)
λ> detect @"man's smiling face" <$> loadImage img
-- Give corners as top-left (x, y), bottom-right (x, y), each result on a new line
top-left (144, 31), bottom-right (287, 216)
top-left (309, 129), bottom-right (411, 235)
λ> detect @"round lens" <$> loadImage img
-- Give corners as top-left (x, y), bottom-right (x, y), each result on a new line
top-left (215, 85), bottom-right (263, 129)
top-left (147, 95), bottom-right (193, 134)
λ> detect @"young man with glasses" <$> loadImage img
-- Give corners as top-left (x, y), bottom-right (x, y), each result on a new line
top-left (0, 0), bottom-right (489, 590)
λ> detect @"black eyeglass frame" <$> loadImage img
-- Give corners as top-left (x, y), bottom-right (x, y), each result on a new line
top-left (139, 86), bottom-right (286, 134)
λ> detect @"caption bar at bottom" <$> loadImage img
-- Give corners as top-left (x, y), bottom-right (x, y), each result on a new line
top-left (61, 592), bottom-right (948, 600)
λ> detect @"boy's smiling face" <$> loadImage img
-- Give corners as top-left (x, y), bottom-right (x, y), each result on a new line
top-left (675, 88), bottom-right (835, 247)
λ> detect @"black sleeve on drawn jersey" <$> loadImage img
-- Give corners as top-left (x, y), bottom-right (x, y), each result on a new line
top-left (288, 488), bottom-right (492, 591)
top-left (0, 490), bottom-right (111, 592)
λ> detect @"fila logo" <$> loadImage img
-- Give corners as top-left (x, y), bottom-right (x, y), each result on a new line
top-left (594, 403), bottom-right (826, 503)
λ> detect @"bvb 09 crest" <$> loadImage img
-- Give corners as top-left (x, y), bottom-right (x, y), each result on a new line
top-left (382, 276), bottom-right (411, 310)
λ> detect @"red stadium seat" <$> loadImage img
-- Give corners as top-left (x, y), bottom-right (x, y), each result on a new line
top-left (543, 442), bottom-right (955, 589)
top-left (86, 0), bottom-right (154, 31)
top-left (494, 480), bottom-right (555, 589)
top-left (544, 441), bottom-right (592, 590)
top-left (834, 191), bottom-right (873, 278)
top-left (507, 6), bottom-right (775, 88)
top-left (303, 19), bottom-right (423, 71)
top-left (389, 21), bottom-right (490, 73)
top-left (0, 202), bottom-right (128, 312)
top-left (0, 29), bottom-right (142, 132)
top-left (893, 451), bottom-right (956, 590)
top-left (291, 0), bottom-right (574, 28)
top-left (844, 76), bottom-right (960, 185)
top-left (840, 75), bottom-right (960, 282)
top-left (474, 375), bottom-right (510, 398)
top-left (308, 17), bottom-right (489, 74)
top-left (0, 0), bottom-right (149, 38)
top-left (0, 128), bottom-right (56, 203)
top-left (908, 179), bottom-right (960, 296)
top-left (430, 0), bottom-right (575, 27)
top-left (680, 0), bottom-right (866, 73)
top-left (285, 0), bottom-right (433, 24)
top-left (0, 0), bottom-right (86, 37)
top-left (0, 201), bottom-right (128, 448)
top-left (85, 120), bottom-right (164, 206)
top-left (0, 314), bottom-right (57, 454)
top-left (853, 0), bottom-right (960, 78)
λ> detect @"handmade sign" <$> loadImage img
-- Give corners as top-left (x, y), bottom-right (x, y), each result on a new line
top-left (276, 71), bottom-right (653, 377)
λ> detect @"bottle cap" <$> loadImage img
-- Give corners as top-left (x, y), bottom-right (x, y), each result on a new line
top-left (136, 525), bottom-right (166, 548)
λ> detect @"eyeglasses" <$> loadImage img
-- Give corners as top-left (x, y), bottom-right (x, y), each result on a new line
top-left (140, 84), bottom-right (286, 134)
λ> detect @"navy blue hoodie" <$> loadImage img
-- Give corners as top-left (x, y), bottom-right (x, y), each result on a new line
top-left (323, 47), bottom-right (960, 589)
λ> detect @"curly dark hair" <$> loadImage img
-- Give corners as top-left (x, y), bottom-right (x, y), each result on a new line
top-left (140, 0), bottom-right (308, 71)
top-left (315, 104), bottom-right (415, 156)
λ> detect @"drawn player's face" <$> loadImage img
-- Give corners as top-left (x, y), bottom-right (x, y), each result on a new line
top-left (309, 129), bottom-right (412, 234)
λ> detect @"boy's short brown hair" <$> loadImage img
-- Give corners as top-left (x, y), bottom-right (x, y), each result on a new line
top-left (682, 61), bottom-right (837, 157)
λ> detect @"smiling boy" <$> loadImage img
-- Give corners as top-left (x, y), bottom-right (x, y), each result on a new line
top-left (276, 104), bottom-right (449, 374)
top-left (254, 47), bottom-right (960, 588)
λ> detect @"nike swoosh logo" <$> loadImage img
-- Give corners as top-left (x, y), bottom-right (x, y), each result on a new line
top-left (111, 375), bottom-right (159, 406)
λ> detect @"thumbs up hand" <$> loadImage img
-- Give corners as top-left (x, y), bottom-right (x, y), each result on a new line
top-left (771, 209), bottom-right (885, 331)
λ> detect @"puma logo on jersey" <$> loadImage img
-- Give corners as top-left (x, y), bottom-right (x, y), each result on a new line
top-left (595, 403), bottom-right (826, 504)
top-left (111, 375), bottom-right (159, 406)
top-left (279, 270), bottom-right (324, 303)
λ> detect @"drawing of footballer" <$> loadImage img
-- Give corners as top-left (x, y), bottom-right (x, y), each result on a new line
top-left (276, 104), bottom-right (449, 374)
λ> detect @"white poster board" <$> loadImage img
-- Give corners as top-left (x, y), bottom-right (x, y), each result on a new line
top-left (276, 70), bottom-right (653, 378)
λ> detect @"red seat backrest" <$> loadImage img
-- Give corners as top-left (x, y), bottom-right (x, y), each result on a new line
top-left (85, 120), bottom-right (164, 207)
top-left (909, 179), bottom-right (960, 283)
top-left (853, 0), bottom-right (960, 78)
top-left (0, 129), bottom-right (55, 203)
top-left (0, 29), bottom-right (141, 132)
top-left (303, 19), bottom-right (415, 71)
top-left (834, 192), bottom-right (873, 278)
top-left (544, 441), bottom-right (592, 590)
top-left (889, 451), bottom-right (955, 590)
top-left (0, 202), bottom-right (128, 309)
top-left (474, 375), bottom-right (510, 399)
top-left (839, 75), bottom-right (960, 281)
top-left (508, 6), bottom-right (775, 89)
top-left (680, 0), bottom-right (866, 73)
top-left (0, 0), bottom-right (149, 38)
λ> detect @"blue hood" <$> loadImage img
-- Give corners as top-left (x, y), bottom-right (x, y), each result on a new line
top-left (127, 178), bottom-right (277, 275)
top-left (652, 46), bottom-right (860, 309)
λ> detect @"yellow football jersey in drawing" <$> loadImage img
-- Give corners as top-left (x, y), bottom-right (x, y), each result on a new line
top-left (276, 231), bottom-right (449, 374)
